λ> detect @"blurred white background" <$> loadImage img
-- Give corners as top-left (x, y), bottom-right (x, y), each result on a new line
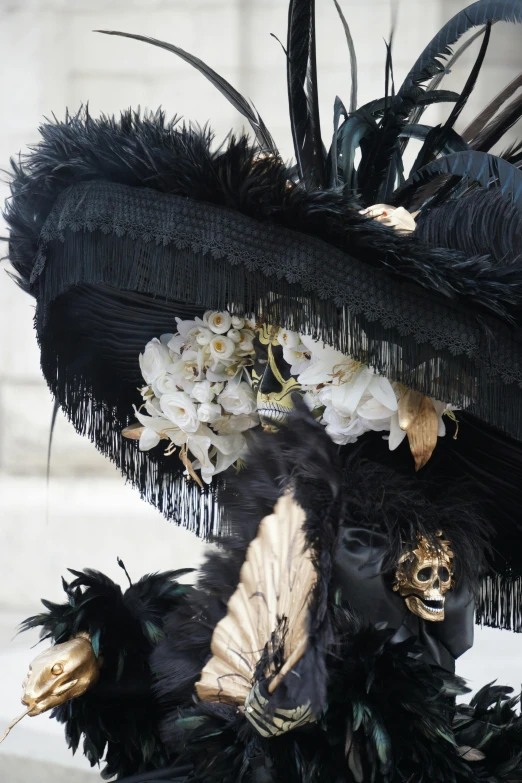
top-left (0, 0), bottom-right (521, 780)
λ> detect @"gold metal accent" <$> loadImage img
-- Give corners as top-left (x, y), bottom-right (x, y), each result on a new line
top-left (0, 709), bottom-right (31, 745)
top-left (393, 533), bottom-right (454, 622)
top-left (1, 634), bottom-right (101, 746)
top-left (179, 443), bottom-right (204, 488)
top-left (196, 493), bottom-right (316, 705)
top-left (397, 390), bottom-right (439, 471)
top-left (21, 633), bottom-right (101, 716)
top-left (254, 342), bottom-right (302, 428)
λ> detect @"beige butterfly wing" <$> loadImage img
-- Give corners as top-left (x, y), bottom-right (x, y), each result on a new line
top-left (196, 492), bottom-right (317, 706)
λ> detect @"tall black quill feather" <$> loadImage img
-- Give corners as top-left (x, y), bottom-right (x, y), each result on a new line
top-left (287, 0), bottom-right (326, 189)
top-left (332, 0), bottom-right (357, 113)
top-left (411, 23), bottom-right (491, 172)
top-left (96, 30), bottom-right (278, 155)
top-left (472, 94), bottom-right (522, 152)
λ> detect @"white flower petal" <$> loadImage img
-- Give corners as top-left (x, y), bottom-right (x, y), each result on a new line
top-left (139, 428), bottom-right (161, 451)
top-left (197, 402), bottom-right (222, 424)
top-left (331, 367), bottom-right (373, 416)
top-left (160, 391), bottom-right (200, 433)
top-left (357, 397), bottom-right (394, 421)
top-left (388, 413), bottom-right (407, 450)
top-left (209, 335), bottom-right (236, 361)
top-left (139, 338), bottom-right (171, 384)
top-left (206, 311), bottom-right (232, 334)
top-left (367, 375), bottom-right (398, 411)
top-left (277, 329), bottom-right (301, 349)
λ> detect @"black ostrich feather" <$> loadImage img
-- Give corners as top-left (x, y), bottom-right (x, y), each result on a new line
top-left (139, 613), bottom-right (522, 783)
top-left (394, 150), bottom-right (522, 212)
top-left (21, 567), bottom-right (193, 780)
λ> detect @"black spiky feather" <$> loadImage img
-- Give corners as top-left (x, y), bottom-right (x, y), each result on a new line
top-left (22, 568), bottom-right (193, 780)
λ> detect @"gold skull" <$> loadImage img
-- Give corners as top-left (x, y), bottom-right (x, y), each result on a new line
top-left (393, 533), bottom-right (454, 622)
top-left (252, 325), bottom-right (302, 430)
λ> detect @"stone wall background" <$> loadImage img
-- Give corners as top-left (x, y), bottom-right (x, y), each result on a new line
top-left (0, 1), bottom-right (521, 779)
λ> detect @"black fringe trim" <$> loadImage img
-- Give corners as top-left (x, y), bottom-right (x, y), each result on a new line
top-left (26, 179), bottom-right (522, 536)
top-left (477, 574), bottom-right (522, 632)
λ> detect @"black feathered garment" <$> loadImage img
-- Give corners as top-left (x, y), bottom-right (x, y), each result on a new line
top-left (6, 110), bottom-right (522, 600)
top-left (23, 415), bottom-right (521, 783)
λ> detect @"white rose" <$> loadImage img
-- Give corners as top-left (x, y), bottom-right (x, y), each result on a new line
top-left (277, 329), bottom-right (301, 349)
top-left (218, 381), bottom-right (256, 415)
top-left (152, 372), bottom-right (184, 397)
top-left (160, 391), bottom-right (200, 433)
top-left (191, 379), bottom-right (216, 403)
top-left (227, 328), bottom-right (242, 343)
top-left (206, 311), bottom-right (232, 334)
top-left (231, 315), bottom-right (245, 329)
top-left (322, 405), bottom-right (368, 445)
top-left (197, 402), bottom-right (222, 424)
top-left (196, 328), bottom-right (213, 346)
top-left (139, 338), bottom-right (172, 384)
top-left (209, 335), bottom-right (236, 361)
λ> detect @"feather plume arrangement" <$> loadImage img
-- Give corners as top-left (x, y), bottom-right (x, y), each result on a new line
top-left (154, 409), bottom-right (342, 737)
top-left (21, 568), bottom-right (193, 780)
top-left (134, 613), bottom-right (522, 783)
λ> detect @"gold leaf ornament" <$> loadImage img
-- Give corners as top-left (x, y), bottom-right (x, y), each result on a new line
top-left (397, 389), bottom-right (439, 471)
top-left (196, 492), bottom-right (317, 707)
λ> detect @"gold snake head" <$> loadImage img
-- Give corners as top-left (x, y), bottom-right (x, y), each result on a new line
top-left (21, 634), bottom-right (101, 716)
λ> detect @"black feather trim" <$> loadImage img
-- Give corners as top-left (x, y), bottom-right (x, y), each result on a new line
top-left (143, 613), bottom-right (522, 783)
top-left (22, 568), bottom-right (193, 780)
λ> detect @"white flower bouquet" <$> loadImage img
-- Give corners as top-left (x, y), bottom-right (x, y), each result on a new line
top-left (134, 311), bottom-right (258, 484)
top-left (277, 331), bottom-right (456, 452)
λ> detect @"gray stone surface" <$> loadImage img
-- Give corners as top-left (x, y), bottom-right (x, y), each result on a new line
top-left (0, 755), bottom-right (99, 782)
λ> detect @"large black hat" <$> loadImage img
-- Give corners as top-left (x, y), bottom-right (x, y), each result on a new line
top-left (5, 1), bottom-right (522, 613)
